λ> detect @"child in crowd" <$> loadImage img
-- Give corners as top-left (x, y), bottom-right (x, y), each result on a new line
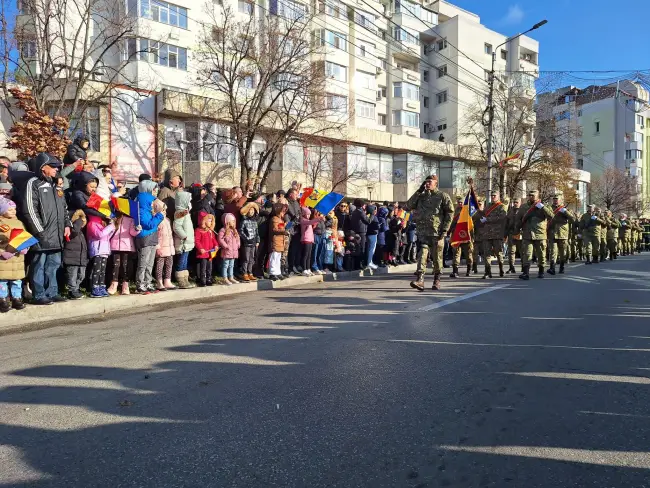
top-left (343, 231), bottom-right (359, 271)
top-left (218, 213), bottom-right (241, 285)
top-left (269, 203), bottom-right (287, 281)
top-left (377, 207), bottom-right (389, 267)
top-left (405, 220), bottom-right (417, 264)
top-left (63, 209), bottom-right (88, 300)
top-left (239, 202), bottom-right (260, 282)
top-left (194, 211), bottom-right (218, 287)
top-left (300, 206), bottom-right (323, 276)
top-left (173, 190), bottom-right (195, 289)
top-left (334, 230), bottom-right (345, 272)
top-left (134, 180), bottom-right (165, 293)
top-left (86, 214), bottom-right (116, 298)
top-left (155, 211), bottom-right (176, 291)
top-left (0, 197), bottom-right (28, 312)
top-left (312, 211), bottom-right (327, 274)
top-left (108, 209), bottom-right (139, 295)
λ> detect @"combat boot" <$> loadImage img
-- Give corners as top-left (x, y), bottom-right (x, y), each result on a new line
top-left (506, 264), bottom-right (516, 274)
top-left (482, 268), bottom-right (492, 279)
top-left (449, 266), bottom-right (459, 278)
top-left (498, 263), bottom-right (505, 277)
top-left (538, 266), bottom-right (545, 279)
top-left (465, 264), bottom-right (471, 277)
top-left (585, 257), bottom-right (592, 265)
top-left (519, 265), bottom-right (530, 281)
top-left (432, 273), bottom-right (441, 290)
top-left (410, 272), bottom-right (425, 292)
top-left (547, 261), bottom-right (556, 275)
top-left (593, 256), bottom-right (599, 263)
top-left (472, 262), bottom-right (478, 274)
top-left (559, 262), bottom-right (565, 274)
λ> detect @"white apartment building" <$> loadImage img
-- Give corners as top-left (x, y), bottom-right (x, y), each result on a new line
top-left (9, 0), bottom-right (543, 200)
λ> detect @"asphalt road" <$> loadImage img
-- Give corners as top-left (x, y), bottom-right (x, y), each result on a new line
top-left (2, 255), bottom-right (650, 487)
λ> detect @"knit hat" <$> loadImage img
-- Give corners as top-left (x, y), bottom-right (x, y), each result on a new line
top-left (367, 204), bottom-right (377, 215)
top-left (241, 201), bottom-right (259, 216)
top-left (222, 212), bottom-right (236, 226)
top-left (139, 179), bottom-right (158, 194)
top-left (0, 196), bottom-right (16, 215)
top-left (139, 173), bottom-right (152, 182)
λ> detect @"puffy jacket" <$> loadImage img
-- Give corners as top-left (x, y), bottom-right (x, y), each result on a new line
top-left (239, 215), bottom-right (260, 246)
top-left (22, 167), bottom-right (71, 252)
top-left (86, 215), bottom-right (115, 258)
top-left (194, 212), bottom-right (218, 259)
top-left (0, 215), bottom-right (27, 280)
top-left (157, 169), bottom-right (181, 220)
top-left (110, 215), bottom-right (138, 252)
top-left (377, 208), bottom-right (389, 245)
top-left (350, 207), bottom-right (370, 235)
top-left (62, 210), bottom-right (88, 266)
top-left (136, 185), bottom-right (164, 238)
top-left (173, 191), bottom-right (195, 253)
top-left (67, 171), bottom-right (107, 221)
top-left (218, 214), bottom-right (241, 259)
top-left (300, 207), bottom-right (320, 244)
top-left (156, 217), bottom-right (175, 257)
top-left (63, 136), bottom-right (88, 166)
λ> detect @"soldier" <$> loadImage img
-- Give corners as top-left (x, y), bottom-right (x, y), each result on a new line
top-left (619, 213), bottom-right (631, 256)
top-left (578, 204), bottom-right (605, 264)
top-left (573, 219), bottom-right (583, 261)
top-left (597, 208), bottom-right (608, 262)
top-left (633, 219), bottom-right (643, 253)
top-left (471, 199), bottom-right (485, 274)
top-left (480, 190), bottom-right (507, 278)
top-left (408, 175), bottom-right (453, 291)
top-left (449, 196), bottom-right (473, 278)
top-left (643, 219), bottom-right (650, 251)
top-left (547, 193), bottom-right (575, 275)
top-left (505, 197), bottom-right (522, 273)
top-left (605, 210), bottom-right (621, 260)
top-left (514, 189), bottom-right (553, 280)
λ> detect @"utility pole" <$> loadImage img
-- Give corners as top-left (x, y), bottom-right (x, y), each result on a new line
top-left (485, 19), bottom-right (548, 201)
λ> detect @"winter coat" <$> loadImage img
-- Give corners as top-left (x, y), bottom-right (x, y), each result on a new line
top-left (580, 212), bottom-right (605, 238)
top-left (240, 215), bottom-right (260, 247)
top-left (173, 191), bottom-right (195, 253)
top-left (270, 215), bottom-right (286, 252)
top-left (548, 205), bottom-right (576, 240)
top-left (314, 219), bottom-right (326, 236)
top-left (218, 227), bottom-right (241, 259)
top-left (377, 208), bottom-right (389, 246)
top-left (285, 198), bottom-right (301, 234)
top-left (86, 215), bottom-right (115, 258)
top-left (156, 217), bottom-right (175, 257)
top-left (300, 207), bottom-right (320, 244)
top-left (350, 208), bottom-right (370, 235)
top-left (136, 190), bottom-right (164, 239)
top-left (63, 137), bottom-right (88, 166)
top-left (62, 210), bottom-right (88, 267)
top-left (367, 215), bottom-right (380, 236)
top-left (223, 196), bottom-right (248, 229)
top-left (514, 202), bottom-right (554, 241)
top-left (67, 171), bottom-right (107, 221)
top-left (194, 211), bottom-right (218, 259)
top-left (157, 168), bottom-right (182, 220)
top-left (257, 202), bottom-right (273, 243)
top-left (407, 188), bottom-right (454, 239)
top-left (335, 210), bottom-right (351, 234)
top-left (110, 215), bottom-right (138, 252)
top-left (0, 215), bottom-right (27, 280)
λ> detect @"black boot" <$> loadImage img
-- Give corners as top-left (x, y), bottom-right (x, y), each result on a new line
top-left (506, 264), bottom-right (516, 274)
top-left (0, 297), bottom-right (10, 313)
top-left (547, 262), bottom-right (556, 275)
top-left (538, 267), bottom-right (545, 279)
top-left (410, 272), bottom-right (425, 292)
top-left (482, 268), bottom-right (492, 279)
top-left (449, 266), bottom-right (459, 278)
top-left (11, 298), bottom-right (25, 310)
top-left (593, 256), bottom-right (599, 263)
top-left (519, 265), bottom-right (530, 281)
top-left (472, 263), bottom-right (478, 274)
top-left (498, 264), bottom-right (505, 277)
top-left (466, 265), bottom-right (471, 277)
top-left (585, 258), bottom-right (592, 264)
top-left (432, 273), bottom-right (441, 290)
top-left (559, 262), bottom-right (565, 274)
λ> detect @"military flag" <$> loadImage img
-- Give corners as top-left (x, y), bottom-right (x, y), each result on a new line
top-left (450, 188), bottom-right (478, 247)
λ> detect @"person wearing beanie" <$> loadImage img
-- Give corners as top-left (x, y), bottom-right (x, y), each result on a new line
top-left (194, 211), bottom-right (218, 287)
top-left (173, 190), bottom-right (195, 289)
top-left (134, 181), bottom-right (165, 293)
top-left (239, 201), bottom-right (260, 282)
top-left (0, 196), bottom-right (31, 312)
top-left (365, 205), bottom-right (379, 270)
top-left (217, 213), bottom-right (241, 285)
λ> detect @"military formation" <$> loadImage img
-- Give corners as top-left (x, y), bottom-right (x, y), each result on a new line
top-left (406, 177), bottom-right (650, 291)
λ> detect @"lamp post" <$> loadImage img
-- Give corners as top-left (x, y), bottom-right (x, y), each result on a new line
top-left (485, 19), bottom-right (547, 200)
top-left (174, 130), bottom-right (188, 183)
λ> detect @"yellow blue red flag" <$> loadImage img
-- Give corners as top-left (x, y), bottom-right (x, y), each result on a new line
top-left (450, 188), bottom-right (478, 248)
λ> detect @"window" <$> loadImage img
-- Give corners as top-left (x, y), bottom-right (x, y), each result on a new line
top-left (376, 86), bottom-right (386, 100)
top-left (423, 96), bottom-right (429, 108)
top-left (356, 40), bottom-right (375, 58)
top-left (379, 58), bottom-right (388, 70)
top-left (326, 94), bottom-right (347, 113)
top-left (325, 61), bottom-right (346, 82)
top-left (243, 74), bottom-right (256, 89)
top-left (277, 0), bottom-right (307, 20)
top-left (139, 38), bottom-right (187, 70)
top-left (394, 27), bottom-right (419, 45)
top-left (436, 91), bottom-right (447, 104)
top-left (354, 11), bottom-right (377, 34)
top-left (577, 158), bottom-right (584, 169)
top-left (19, 40), bottom-right (37, 58)
top-left (423, 122), bottom-right (430, 133)
top-left (321, 30), bottom-right (347, 51)
top-left (637, 115), bottom-right (644, 125)
top-left (393, 81), bottom-right (418, 100)
top-left (577, 109), bottom-right (582, 117)
top-left (68, 106), bottom-right (101, 152)
top-left (626, 149), bottom-right (642, 159)
top-left (124, 38), bottom-right (137, 60)
top-left (392, 110), bottom-right (419, 127)
top-left (595, 121), bottom-right (600, 134)
top-left (323, 0), bottom-right (345, 18)
top-left (378, 114), bottom-right (386, 125)
top-left (356, 100), bottom-right (375, 119)
top-left (141, 0), bottom-right (188, 28)
top-left (437, 65), bottom-right (447, 78)
top-left (501, 49), bottom-right (507, 60)
top-left (238, 0), bottom-right (253, 14)
top-left (437, 38), bottom-right (447, 51)
top-left (436, 121), bottom-right (447, 131)
top-left (484, 43), bottom-right (492, 54)
top-left (185, 122), bottom-right (232, 163)
top-left (356, 70), bottom-right (375, 90)
top-left (423, 70), bottom-right (429, 82)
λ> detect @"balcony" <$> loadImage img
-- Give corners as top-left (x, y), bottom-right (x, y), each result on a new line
top-left (353, 12), bottom-right (378, 36)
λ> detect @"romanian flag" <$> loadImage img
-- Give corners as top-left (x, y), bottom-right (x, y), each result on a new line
top-left (300, 188), bottom-right (327, 208)
top-left (111, 196), bottom-right (139, 219)
top-left (314, 192), bottom-right (344, 215)
top-left (208, 248), bottom-right (218, 260)
top-left (450, 188), bottom-right (478, 248)
top-left (499, 152), bottom-right (522, 167)
top-left (7, 228), bottom-right (38, 252)
top-left (87, 193), bottom-right (113, 218)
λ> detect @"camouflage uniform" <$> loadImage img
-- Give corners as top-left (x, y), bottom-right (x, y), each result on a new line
top-left (505, 203), bottom-right (522, 273)
top-left (449, 201), bottom-right (473, 277)
top-left (598, 211), bottom-right (608, 262)
top-left (471, 204), bottom-right (485, 274)
top-left (407, 183), bottom-right (453, 290)
top-left (605, 212), bottom-right (621, 259)
top-left (633, 220), bottom-right (643, 253)
top-left (481, 196), bottom-right (507, 278)
top-left (514, 192), bottom-right (553, 279)
top-left (619, 217), bottom-right (631, 255)
top-left (578, 207), bottom-right (605, 263)
top-left (548, 201), bottom-right (576, 274)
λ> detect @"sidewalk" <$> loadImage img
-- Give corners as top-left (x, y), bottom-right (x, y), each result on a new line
top-left (0, 264), bottom-right (418, 330)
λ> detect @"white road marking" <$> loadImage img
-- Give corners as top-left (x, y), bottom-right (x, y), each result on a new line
top-left (415, 284), bottom-right (510, 312)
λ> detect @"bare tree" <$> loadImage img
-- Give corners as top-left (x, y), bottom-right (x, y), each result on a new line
top-left (194, 4), bottom-right (347, 189)
top-left (591, 166), bottom-right (639, 214)
top-left (527, 148), bottom-right (579, 204)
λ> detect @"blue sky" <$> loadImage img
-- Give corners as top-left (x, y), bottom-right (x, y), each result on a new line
top-left (451, 0), bottom-right (650, 72)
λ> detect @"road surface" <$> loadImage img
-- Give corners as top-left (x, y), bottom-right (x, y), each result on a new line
top-left (2, 255), bottom-right (650, 487)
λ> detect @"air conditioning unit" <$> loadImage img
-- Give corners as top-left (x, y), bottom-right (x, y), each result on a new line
top-left (376, 66), bottom-right (382, 75)
top-left (406, 102), bottom-right (417, 109)
top-left (426, 126), bottom-right (436, 133)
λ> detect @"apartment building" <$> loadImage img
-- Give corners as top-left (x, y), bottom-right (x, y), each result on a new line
top-left (538, 81), bottom-right (650, 214)
top-left (10, 0), bottom-right (543, 200)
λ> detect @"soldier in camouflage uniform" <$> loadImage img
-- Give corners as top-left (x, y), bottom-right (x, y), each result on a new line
top-left (471, 200), bottom-right (485, 274)
top-left (479, 190), bottom-right (507, 278)
top-left (449, 196), bottom-right (473, 278)
top-left (605, 210), bottom-right (621, 260)
top-left (407, 175), bottom-right (453, 291)
top-left (619, 213), bottom-right (631, 255)
top-left (514, 190), bottom-right (553, 280)
top-left (597, 208), bottom-right (608, 262)
top-left (547, 193), bottom-right (576, 275)
top-left (505, 197), bottom-right (522, 273)
top-left (633, 219), bottom-right (643, 253)
top-left (643, 219), bottom-right (650, 251)
top-left (579, 204), bottom-right (605, 264)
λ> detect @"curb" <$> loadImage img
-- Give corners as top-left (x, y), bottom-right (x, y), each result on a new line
top-left (0, 263), bottom-right (418, 329)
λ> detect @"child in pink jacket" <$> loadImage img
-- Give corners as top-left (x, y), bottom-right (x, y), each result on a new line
top-left (300, 206), bottom-right (324, 277)
top-left (155, 216), bottom-right (176, 291)
top-left (217, 213), bottom-right (241, 285)
top-left (108, 213), bottom-right (139, 295)
top-left (87, 215), bottom-right (116, 298)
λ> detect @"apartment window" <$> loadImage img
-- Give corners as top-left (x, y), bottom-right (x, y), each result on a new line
top-left (437, 65), bottom-right (447, 78)
top-left (423, 122), bottom-right (430, 133)
top-left (423, 96), bottom-right (429, 108)
top-left (323, 0), bottom-right (345, 18)
top-left (626, 149), bottom-right (642, 159)
top-left (356, 100), bottom-right (376, 119)
top-left (379, 58), bottom-right (388, 70)
top-left (354, 11), bottom-right (377, 34)
top-left (68, 106), bottom-right (101, 152)
top-left (326, 94), bottom-right (347, 113)
top-left (484, 43), bottom-right (492, 55)
top-left (139, 39), bottom-right (187, 70)
top-left (500, 49), bottom-right (507, 60)
top-left (637, 115), bottom-right (644, 125)
top-left (437, 122), bottom-right (447, 131)
top-left (19, 40), bottom-right (37, 59)
top-left (238, 0), bottom-right (254, 14)
top-left (321, 30), bottom-right (347, 51)
top-left (577, 158), bottom-right (584, 169)
top-left (423, 70), bottom-right (429, 82)
top-left (243, 74), bottom-right (256, 89)
top-left (140, 0), bottom-right (188, 28)
top-left (437, 38), bottom-right (447, 51)
top-left (356, 70), bottom-right (376, 90)
top-left (356, 40), bottom-right (375, 58)
top-left (376, 86), bottom-right (386, 100)
top-left (484, 69), bottom-right (491, 82)
top-left (325, 62), bottom-right (346, 82)
top-left (277, 0), bottom-right (308, 20)
top-left (394, 27), bottom-right (420, 45)
top-left (393, 81), bottom-right (418, 101)
top-left (393, 110), bottom-right (419, 127)
top-left (436, 91), bottom-right (447, 104)
top-left (595, 121), bottom-right (600, 134)
top-left (378, 114), bottom-right (386, 125)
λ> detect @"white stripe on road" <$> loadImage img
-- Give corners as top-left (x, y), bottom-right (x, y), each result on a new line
top-left (415, 284), bottom-right (510, 312)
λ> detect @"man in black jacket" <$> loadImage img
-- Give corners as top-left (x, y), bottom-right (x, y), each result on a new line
top-left (286, 188), bottom-right (302, 273)
top-left (350, 198), bottom-right (370, 267)
top-left (22, 153), bottom-right (71, 305)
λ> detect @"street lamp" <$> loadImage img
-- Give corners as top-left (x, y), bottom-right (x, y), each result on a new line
top-left (484, 19), bottom-right (548, 200)
top-left (174, 129), bottom-right (188, 183)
